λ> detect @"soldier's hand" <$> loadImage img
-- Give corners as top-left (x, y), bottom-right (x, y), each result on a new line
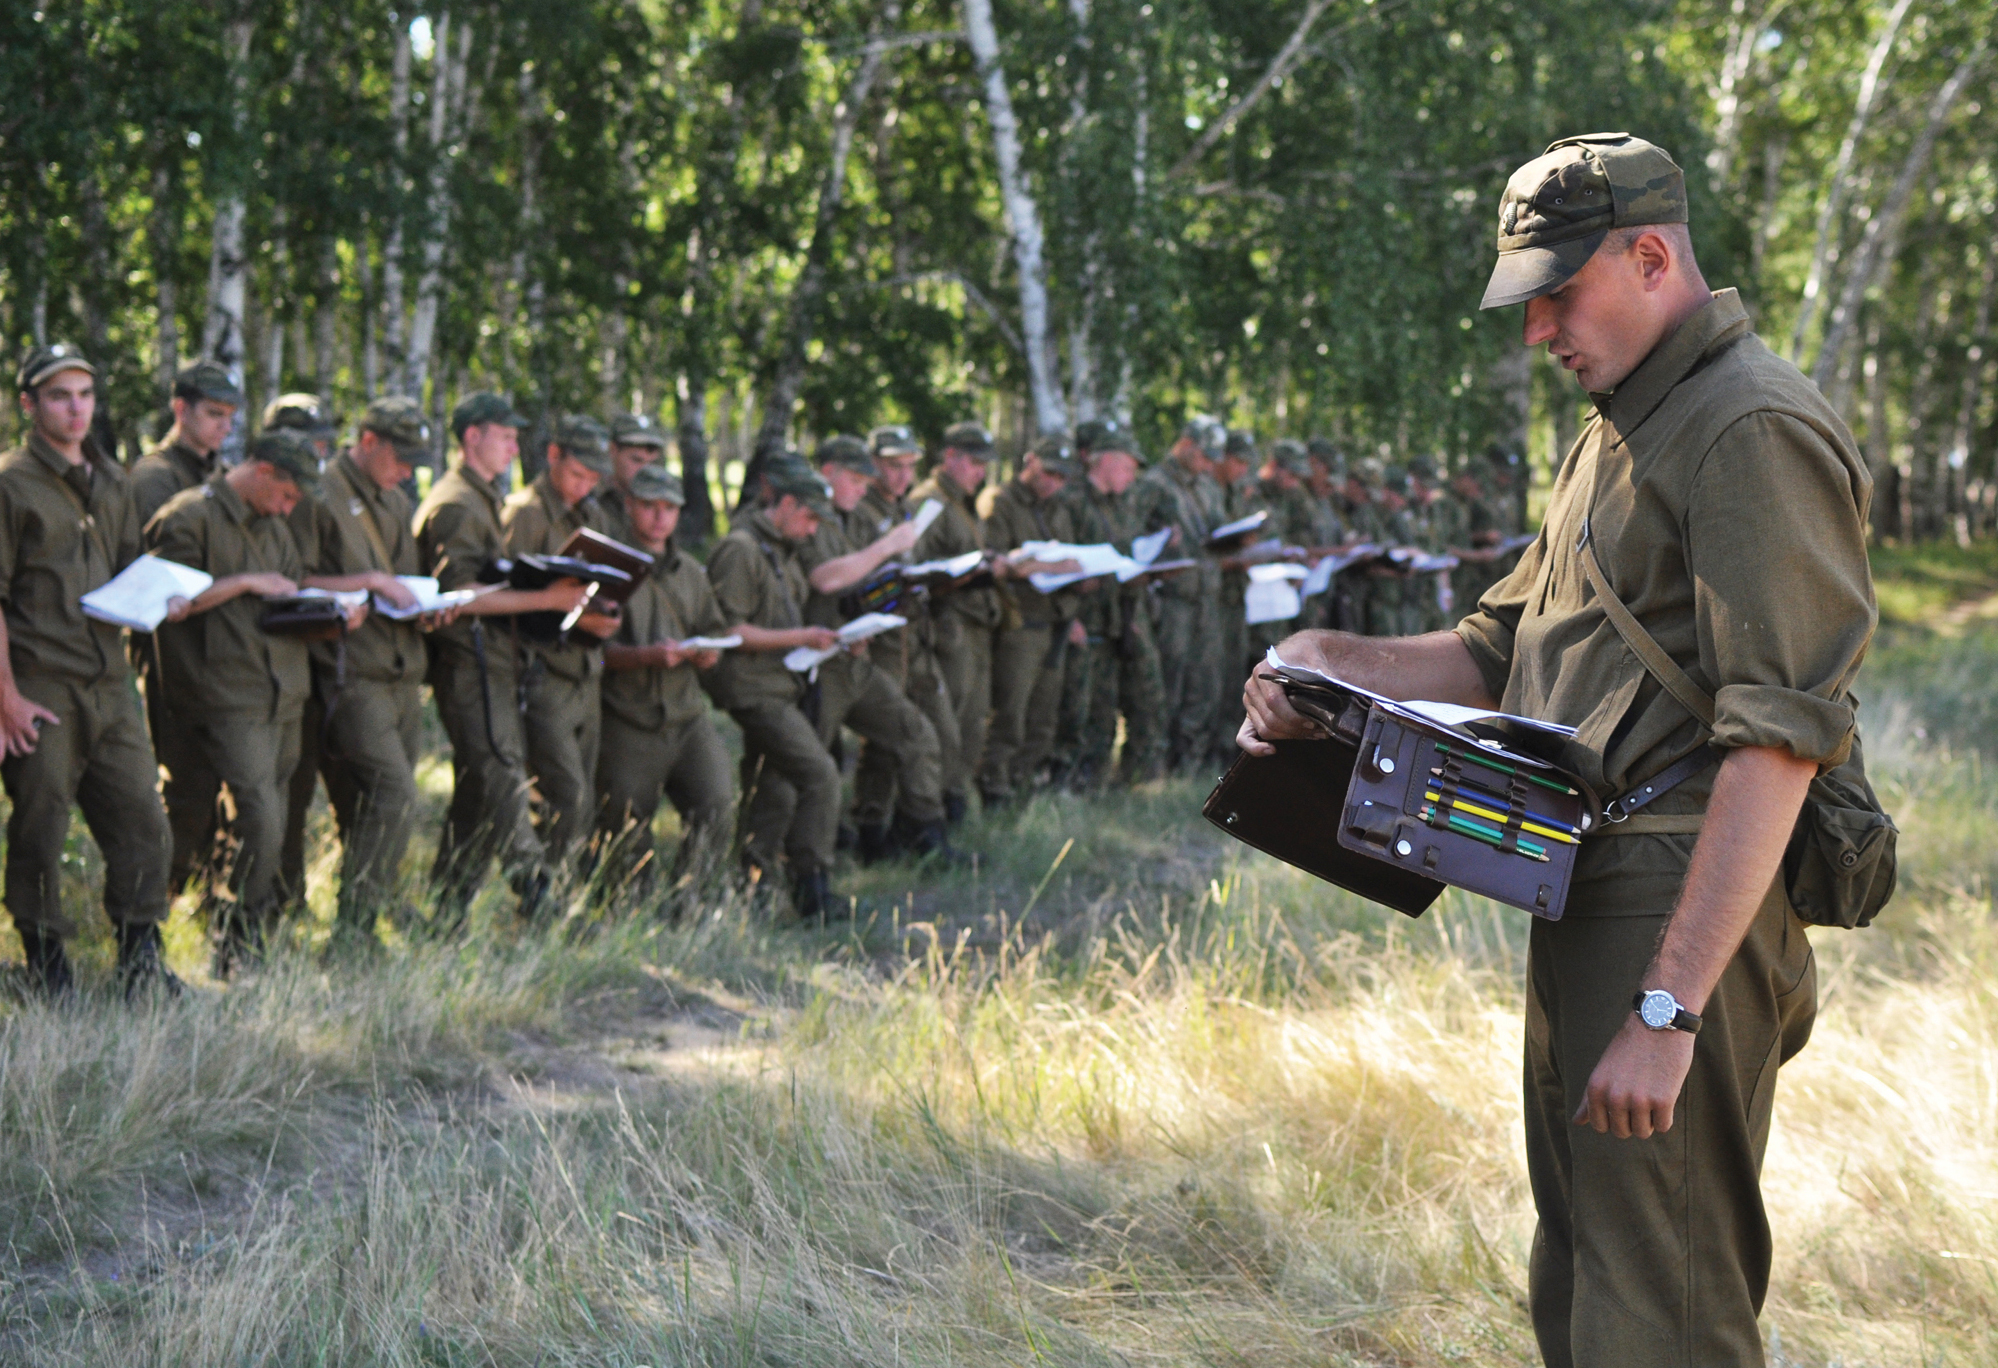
top-left (879, 520), bottom-right (921, 556)
top-left (343, 602), bottom-right (370, 632)
top-left (542, 579), bottom-right (592, 613)
top-left (373, 574), bottom-right (420, 610)
top-left (1237, 669), bottom-right (1326, 757)
top-left (690, 649), bottom-right (722, 670)
top-left (800, 626), bottom-right (840, 651)
top-left (250, 573), bottom-right (301, 598)
top-left (658, 641), bottom-right (689, 668)
top-left (0, 688), bottom-right (59, 757)
top-left (1574, 1015), bottom-right (1697, 1139)
top-left (1067, 620), bottom-right (1087, 647)
top-left (575, 610), bottom-right (620, 639)
top-left (165, 595), bottom-right (193, 623)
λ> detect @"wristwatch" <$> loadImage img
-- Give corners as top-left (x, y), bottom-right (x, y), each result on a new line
top-left (1633, 988), bottom-right (1702, 1034)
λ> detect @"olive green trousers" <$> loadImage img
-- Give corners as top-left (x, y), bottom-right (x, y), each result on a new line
top-left (522, 659), bottom-right (602, 867)
top-left (853, 640), bottom-right (959, 828)
top-left (817, 651), bottom-right (944, 824)
top-left (1525, 879), bottom-right (1816, 1368)
top-left (429, 645), bottom-right (544, 917)
top-left (594, 712), bottom-right (734, 898)
top-left (930, 611), bottom-right (992, 798)
top-left (731, 701), bottom-right (840, 876)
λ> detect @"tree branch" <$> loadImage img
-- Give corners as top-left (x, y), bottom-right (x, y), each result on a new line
top-left (1169, 0), bottom-right (1333, 180)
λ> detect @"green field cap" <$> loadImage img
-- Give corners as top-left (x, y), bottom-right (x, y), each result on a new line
top-left (361, 395), bottom-right (438, 467)
top-left (869, 424), bottom-right (921, 457)
top-left (1306, 437), bottom-right (1346, 476)
top-left (762, 453), bottom-right (835, 516)
top-left (1481, 133), bottom-right (1687, 310)
top-left (1223, 428), bottom-right (1259, 463)
top-left (249, 428), bottom-right (322, 490)
top-left (627, 462), bottom-right (685, 505)
top-left (17, 344), bottom-right (96, 393)
top-left (1074, 417), bottom-right (1126, 456)
top-left (451, 391), bottom-right (527, 440)
top-left (263, 392), bottom-right (336, 436)
top-left (1271, 439), bottom-right (1312, 478)
top-left (173, 359), bottom-right (243, 406)
top-left (1030, 435), bottom-right (1081, 480)
top-left (814, 433), bottom-right (877, 474)
top-left (552, 415), bottom-right (613, 474)
top-left (610, 412), bottom-right (669, 449)
top-left (941, 421), bottom-right (995, 458)
top-left (1180, 416), bottom-right (1226, 459)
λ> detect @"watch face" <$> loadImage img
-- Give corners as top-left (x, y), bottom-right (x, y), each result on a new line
top-left (1640, 991), bottom-right (1676, 1030)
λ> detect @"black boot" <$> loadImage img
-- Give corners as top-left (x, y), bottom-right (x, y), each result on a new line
top-left (18, 927), bottom-right (73, 998)
top-left (907, 819), bottom-right (970, 866)
top-left (790, 866), bottom-right (839, 921)
top-left (857, 823), bottom-right (895, 866)
top-left (943, 791), bottom-right (968, 828)
top-left (116, 923), bottom-right (183, 1001)
top-left (513, 867), bottom-right (554, 925)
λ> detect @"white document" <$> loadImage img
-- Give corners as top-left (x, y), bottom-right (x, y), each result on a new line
top-left (1301, 556), bottom-right (1337, 597)
top-left (80, 555), bottom-right (213, 632)
top-left (784, 612), bottom-right (908, 672)
top-left (1262, 647), bottom-right (1578, 742)
top-left (903, 550), bottom-right (985, 579)
top-left (1386, 547), bottom-right (1461, 574)
top-left (1243, 573), bottom-right (1303, 625)
top-left (372, 575), bottom-right (481, 620)
top-left (296, 587), bottom-right (372, 610)
top-left (1209, 509), bottom-right (1268, 543)
top-left (910, 498), bottom-right (945, 539)
top-left (676, 634), bottom-right (742, 651)
top-left (1130, 526), bottom-right (1172, 566)
top-left (1019, 540), bottom-right (1138, 593)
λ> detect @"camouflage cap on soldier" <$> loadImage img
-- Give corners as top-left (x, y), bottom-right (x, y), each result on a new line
top-left (1222, 429), bottom-right (1259, 464)
top-left (941, 421), bottom-right (995, 459)
top-left (263, 392), bottom-right (336, 436)
top-left (247, 428), bottom-right (322, 490)
top-left (361, 394), bottom-right (439, 467)
top-left (627, 462), bottom-right (685, 506)
top-left (1382, 464), bottom-right (1412, 495)
top-left (1481, 133), bottom-right (1688, 310)
top-left (17, 343), bottom-right (95, 393)
top-left (869, 424), bottom-right (921, 457)
top-left (451, 391), bottom-right (528, 440)
top-left (761, 452), bottom-right (835, 516)
top-left (1408, 455), bottom-right (1441, 483)
top-left (610, 412), bottom-right (669, 449)
top-left (814, 433), bottom-right (878, 474)
top-left (1270, 438), bottom-right (1312, 478)
top-left (1306, 436), bottom-right (1347, 476)
top-left (1179, 416), bottom-right (1226, 459)
top-left (1074, 417), bottom-right (1125, 456)
top-left (173, 359), bottom-right (244, 407)
top-left (551, 415), bottom-right (613, 475)
top-left (1355, 457), bottom-right (1386, 489)
top-left (1030, 435), bottom-right (1081, 481)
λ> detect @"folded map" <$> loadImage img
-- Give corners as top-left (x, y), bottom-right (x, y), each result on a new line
top-left (80, 555), bottom-right (213, 632)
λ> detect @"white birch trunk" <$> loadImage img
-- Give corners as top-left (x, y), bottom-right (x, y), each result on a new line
top-left (1791, 0), bottom-right (1914, 358)
top-left (963, 0), bottom-right (1068, 435)
top-left (379, 18), bottom-right (414, 389)
top-left (150, 159), bottom-right (180, 395)
top-left (405, 11), bottom-right (472, 401)
top-left (202, 13), bottom-right (256, 377)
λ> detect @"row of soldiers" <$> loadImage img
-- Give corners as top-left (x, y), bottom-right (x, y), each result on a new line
top-left (1, 341), bottom-right (1526, 993)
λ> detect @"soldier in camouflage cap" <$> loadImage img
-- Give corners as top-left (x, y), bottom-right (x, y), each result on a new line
top-left (1129, 415), bottom-right (1228, 771)
top-left (940, 421), bottom-right (995, 460)
top-left (358, 394), bottom-right (438, 468)
top-left (814, 433), bottom-right (877, 474)
top-left (910, 424), bottom-right (1003, 813)
top-left (1480, 133), bottom-right (1687, 310)
top-left (450, 391), bottom-right (528, 440)
top-left (263, 390), bottom-right (336, 437)
top-left (1073, 417), bottom-right (1124, 457)
top-left (600, 413), bottom-right (669, 544)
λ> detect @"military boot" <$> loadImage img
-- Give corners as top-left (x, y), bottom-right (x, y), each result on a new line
top-left (116, 923), bottom-right (184, 1001)
top-left (790, 865), bottom-right (835, 921)
top-left (856, 823), bottom-right (896, 866)
top-left (943, 791), bottom-right (969, 827)
top-left (906, 820), bottom-right (970, 867)
top-left (18, 927), bottom-right (73, 999)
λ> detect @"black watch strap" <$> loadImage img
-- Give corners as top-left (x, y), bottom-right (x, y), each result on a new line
top-left (1632, 990), bottom-right (1703, 1034)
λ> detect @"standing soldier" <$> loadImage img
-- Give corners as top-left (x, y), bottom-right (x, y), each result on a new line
top-left (146, 431), bottom-right (370, 972)
top-left (977, 435), bottom-right (1088, 805)
top-left (284, 397), bottom-right (438, 948)
top-left (1363, 462), bottom-right (1416, 637)
top-left (129, 360), bottom-right (242, 906)
top-left (596, 413), bottom-right (669, 545)
top-left (1405, 456), bottom-right (1454, 632)
top-left (1, 347), bottom-right (177, 995)
top-left (413, 394), bottom-right (590, 927)
top-left (501, 416), bottom-right (623, 871)
top-left (593, 463), bottom-right (735, 900)
top-left (1064, 423), bottom-right (1166, 788)
top-left (1129, 417), bottom-right (1226, 774)
top-left (853, 424), bottom-right (961, 841)
top-left (702, 455), bottom-right (846, 917)
top-left (909, 422), bottom-right (1003, 821)
top-left (799, 435), bottom-right (955, 860)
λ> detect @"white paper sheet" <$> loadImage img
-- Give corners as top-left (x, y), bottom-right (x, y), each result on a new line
top-left (903, 550), bottom-right (985, 579)
top-left (784, 612), bottom-right (908, 671)
top-left (1243, 577), bottom-right (1302, 625)
top-left (80, 555), bottom-right (213, 632)
top-left (1130, 526), bottom-right (1172, 566)
top-left (910, 498), bottom-right (945, 539)
top-left (1209, 510), bottom-right (1268, 543)
top-left (1020, 540), bottom-right (1139, 592)
top-left (676, 634), bottom-right (742, 651)
top-left (1300, 556), bottom-right (1337, 597)
top-left (372, 575), bottom-right (481, 620)
top-left (1385, 547), bottom-right (1461, 574)
top-left (1247, 562), bottom-right (1309, 582)
top-left (1262, 647), bottom-right (1578, 741)
top-left (296, 587), bottom-right (372, 610)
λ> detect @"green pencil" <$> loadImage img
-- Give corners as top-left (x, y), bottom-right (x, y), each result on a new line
top-left (1420, 805), bottom-right (1552, 861)
top-left (1433, 741), bottom-right (1579, 798)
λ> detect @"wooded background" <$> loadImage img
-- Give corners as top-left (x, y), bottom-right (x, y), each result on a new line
top-left (2, 0), bottom-right (1991, 540)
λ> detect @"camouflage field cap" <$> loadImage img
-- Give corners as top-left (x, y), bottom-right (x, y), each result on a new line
top-left (1306, 437), bottom-right (1347, 476)
top-left (814, 433), bottom-right (878, 474)
top-left (869, 424), bottom-right (922, 458)
top-left (1408, 455), bottom-right (1441, 483)
top-left (248, 428), bottom-right (322, 490)
top-left (1179, 416), bottom-right (1226, 459)
top-left (627, 462), bottom-right (685, 506)
top-left (361, 394), bottom-right (438, 467)
top-left (1222, 429), bottom-right (1259, 464)
top-left (263, 392), bottom-right (336, 436)
top-left (1029, 435), bottom-right (1081, 480)
top-left (1382, 465), bottom-right (1412, 495)
top-left (173, 359), bottom-right (244, 407)
top-left (610, 412), bottom-right (669, 449)
top-left (1481, 133), bottom-right (1687, 310)
top-left (941, 421), bottom-right (995, 459)
top-left (1074, 417), bottom-right (1125, 456)
top-left (1270, 438), bottom-right (1312, 478)
top-left (551, 415), bottom-right (613, 474)
top-left (451, 391), bottom-right (527, 440)
top-left (1355, 457), bottom-right (1386, 489)
top-left (18, 343), bottom-right (95, 393)
top-left (761, 452), bottom-right (835, 516)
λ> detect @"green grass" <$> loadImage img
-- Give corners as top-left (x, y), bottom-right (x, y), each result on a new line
top-left (0, 543), bottom-right (1994, 1365)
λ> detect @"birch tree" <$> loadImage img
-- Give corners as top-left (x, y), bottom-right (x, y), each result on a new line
top-left (405, 10), bottom-right (475, 403)
top-left (201, 9), bottom-right (256, 381)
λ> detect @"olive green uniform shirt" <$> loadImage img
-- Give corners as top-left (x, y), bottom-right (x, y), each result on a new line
top-left (601, 542), bottom-right (729, 731)
top-left (797, 504), bottom-right (868, 630)
top-left (1455, 289), bottom-right (1876, 911)
top-left (978, 478), bottom-right (1081, 625)
top-left (1129, 457), bottom-right (1224, 601)
top-left (502, 474), bottom-right (609, 685)
top-left (909, 470), bottom-right (1001, 628)
top-left (0, 433), bottom-right (141, 683)
top-left (704, 508), bottom-right (812, 709)
top-left (291, 452), bottom-right (426, 686)
top-left (595, 484), bottom-right (638, 548)
top-left (147, 475), bottom-right (310, 720)
top-left (855, 486), bottom-right (933, 657)
top-left (412, 463), bottom-right (512, 673)
top-left (1065, 480), bottom-right (1142, 639)
top-left (129, 439), bottom-right (219, 529)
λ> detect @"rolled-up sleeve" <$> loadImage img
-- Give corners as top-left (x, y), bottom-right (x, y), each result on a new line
top-left (1689, 411), bottom-right (1875, 767)
top-left (1453, 533), bottom-right (1540, 704)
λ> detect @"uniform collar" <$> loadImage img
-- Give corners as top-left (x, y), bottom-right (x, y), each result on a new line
top-left (334, 451), bottom-right (391, 509)
top-left (533, 471), bottom-right (585, 524)
top-left (166, 439), bottom-right (218, 482)
top-left (936, 470), bottom-right (980, 507)
top-left (208, 471), bottom-right (255, 526)
top-left (26, 429), bottom-right (89, 480)
top-left (1591, 288), bottom-right (1752, 437)
top-left (748, 506), bottom-right (803, 547)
